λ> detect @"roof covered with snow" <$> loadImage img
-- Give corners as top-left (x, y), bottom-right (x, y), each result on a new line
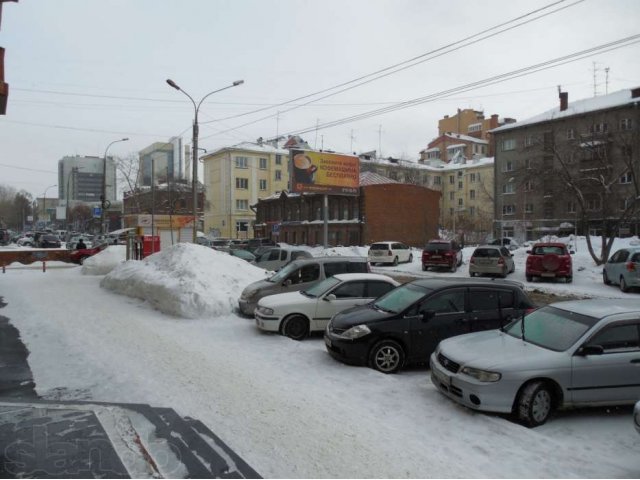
top-left (492, 87), bottom-right (640, 133)
top-left (205, 141), bottom-right (289, 157)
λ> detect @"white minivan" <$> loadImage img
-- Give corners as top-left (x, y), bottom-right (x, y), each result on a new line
top-left (253, 246), bottom-right (312, 271)
top-left (367, 241), bottom-right (413, 266)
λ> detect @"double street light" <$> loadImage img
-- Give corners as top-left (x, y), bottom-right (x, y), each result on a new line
top-left (166, 78), bottom-right (244, 242)
top-left (101, 138), bottom-right (129, 234)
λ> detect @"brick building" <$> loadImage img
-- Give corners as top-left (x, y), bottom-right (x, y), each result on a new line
top-left (253, 172), bottom-right (440, 247)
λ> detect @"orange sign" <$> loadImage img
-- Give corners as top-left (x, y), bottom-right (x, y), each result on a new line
top-left (290, 150), bottom-right (359, 195)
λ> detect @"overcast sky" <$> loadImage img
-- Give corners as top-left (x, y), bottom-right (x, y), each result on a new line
top-left (1, 0), bottom-right (639, 201)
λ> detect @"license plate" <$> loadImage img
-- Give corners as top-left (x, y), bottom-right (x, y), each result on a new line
top-left (433, 367), bottom-right (451, 387)
top-left (324, 337), bottom-right (332, 348)
top-left (541, 272), bottom-right (556, 277)
top-left (432, 255), bottom-right (441, 259)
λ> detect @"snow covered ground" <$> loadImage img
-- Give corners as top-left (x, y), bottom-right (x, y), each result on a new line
top-left (1, 237), bottom-right (639, 478)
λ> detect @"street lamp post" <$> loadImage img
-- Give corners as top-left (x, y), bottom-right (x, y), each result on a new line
top-left (101, 138), bottom-right (129, 234)
top-left (166, 78), bottom-right (244, 242)
top-left (42, 184), bottom-right (57, 228)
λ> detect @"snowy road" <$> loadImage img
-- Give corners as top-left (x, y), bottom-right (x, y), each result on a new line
top-left (2, 264), bottom-right (639, 478)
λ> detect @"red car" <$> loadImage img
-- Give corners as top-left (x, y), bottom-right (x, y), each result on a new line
top-left (68, 243), bottom-right (108, 265)
top-left (421, 239), bottom-right (463, 272)
top-left (525, 242), bottom-right (574, 283)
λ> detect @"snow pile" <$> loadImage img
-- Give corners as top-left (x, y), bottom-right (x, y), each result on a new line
top-left (100, 243), bottom-right (265, 318)
top-left (81, 245), bottom-right (127, 275)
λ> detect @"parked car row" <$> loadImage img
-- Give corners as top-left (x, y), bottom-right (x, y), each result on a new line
top-left (239, 253), bottom-right (640, 428)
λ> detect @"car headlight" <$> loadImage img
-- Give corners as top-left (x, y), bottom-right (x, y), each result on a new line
top-left (256, 306), bottom-right (274, 316)
top-left (341, 324), bottom-right (371, 339)
top-left (460, 366), bottom-right (501, 382)
top-left (241, 289), bottom-right (258, 301)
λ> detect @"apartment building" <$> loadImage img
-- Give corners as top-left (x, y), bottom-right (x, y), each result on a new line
top-left (491, 87), bottom-right (640, 241)
top-left (201, 142), bottom-right (289, 238)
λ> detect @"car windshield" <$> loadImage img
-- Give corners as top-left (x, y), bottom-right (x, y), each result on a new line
top-left (268, 262), bottom-right (299, 283)
top-left (302, 276), bottom-right (341, 298)
top-left (504, 305), bottom-right (599, 351)
top-left (373, 283), bottom-right (429, 314)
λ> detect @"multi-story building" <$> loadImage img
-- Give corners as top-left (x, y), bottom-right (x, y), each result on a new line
top-left (491, 87), bottom-right (640, 242)
top-left (436, 108), bottom-right (516, 156)
top-left (359, 153), bottom-right (495, 243)
top-left (253, 171), bottom-right (440, 247)
top-left (138, 137), bottom-right (184, 187)
top-left (201, 141), bottom-right (290, 238)
top-left (58, 155), bottom-right (116, 207)
top-left (420, 132), bottom-right (489, 163)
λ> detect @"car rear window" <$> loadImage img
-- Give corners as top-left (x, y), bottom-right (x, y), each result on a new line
top-left (425, 242), bottom-right (451, 252)
top-left (369, 243), bottom-right (389, 250)
top-left (473, 248), bottom-right (500, 258)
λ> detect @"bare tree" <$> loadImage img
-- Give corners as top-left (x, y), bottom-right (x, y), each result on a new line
top-left (116, 153), bottom-right (141, 213)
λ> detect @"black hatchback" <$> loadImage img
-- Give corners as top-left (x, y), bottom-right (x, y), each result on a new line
top-left (324, 278), bottom-right (535, 373)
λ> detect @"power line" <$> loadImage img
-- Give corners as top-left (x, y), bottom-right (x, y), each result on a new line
top-left (0, 163), bottom-right (57, 174)
top-left (266, 34), bottom-right (640, 140)
top-left (200, 0), bottom-right (581, 129)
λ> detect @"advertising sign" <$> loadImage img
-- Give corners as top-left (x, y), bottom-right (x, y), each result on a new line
top-left (290, 149), bottom-right (359, 195)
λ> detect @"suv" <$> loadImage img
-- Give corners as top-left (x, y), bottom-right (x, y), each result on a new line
top-left (239, 256), bottom-right (370, 316)
top-left (469, 245), bottom-right (515, 278)
top-left (422, 239), bottom-right (463, 272)
top-left (525, 242), bottom-right (574, 283)
top-left (367, 241), bottom-right (413, 266)
top-left (324, 277), bottom-right (535, 373)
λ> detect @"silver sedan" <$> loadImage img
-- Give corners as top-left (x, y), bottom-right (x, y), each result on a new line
top-left (430, 299), bottom-right (640, 427)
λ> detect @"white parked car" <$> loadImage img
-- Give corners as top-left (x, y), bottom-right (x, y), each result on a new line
top-left (367, 241), bottom-right (413, 266)
top-left (254, 273), bottom-right (400, 340)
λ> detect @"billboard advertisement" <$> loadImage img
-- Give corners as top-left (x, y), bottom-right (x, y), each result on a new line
top-left (290, 149), bottom-right (359, 195)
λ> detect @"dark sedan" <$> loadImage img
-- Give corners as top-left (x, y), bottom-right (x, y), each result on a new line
top-left (324, 278), bottom-right (535, 373)
top-left (38, 234), bottom-right (62, 248)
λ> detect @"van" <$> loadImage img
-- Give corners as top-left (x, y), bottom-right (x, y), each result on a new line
top-left (253, 246), bottom-right (312, 272)
top-left (238, 256), bottom-right (370, 316)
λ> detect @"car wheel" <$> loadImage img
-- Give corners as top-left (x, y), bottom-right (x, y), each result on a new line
top-left (408, 253), bottom-right (413, 263)
top-left (603, 270), bottom-right (611, 285)
top-left (565, 276), bottom-right (572, 283)
top-left (79, 256), bottom-right (88, 265)
top-left (516, 380), bottom-right (554, 428)
top-left (369, 340), bottom-right (405, 374)
top-left (450, 262), bottom-right (457, 273)
top-left (392, 256), bottom-right (399, 266)
top-left (526, 275), bottom-right (533, 282)
top-left (281, 314), bottom-right (309, 340)
top-left (422, 264), bottom-right (428, 271)
top-left (457, 255), bottom-right (463, 267)
top-left (501, 268), bottom-right (507, 279)
top-left (620, 276), bottom-right (630, 293)
top-left (469, 272), bottom-right (476, 277)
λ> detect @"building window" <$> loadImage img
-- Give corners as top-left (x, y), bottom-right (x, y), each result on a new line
top-left (390, 171), bottom-right (398, 180)
top-left (458, 198), bottom-right (464, 206)
top-left (503, 161), bottom-right (514, 172)
top-left (620, 171), bottom-right (633, 184)
top-left (458, 181), bottom-right (463, 190)
top-left (469, 173), bottom-right (477, 183)
top-left (502, 204), bottom-right (515, 216)
top-left (449, 192), bottom-right (454, 201)
top-left (524, 135), bottom-right (534, 148)
top-left (525, 203), bottom-right (533, 214)
top-left (236, 220), bottom-right (248, 234)
top-left (589, 123), bottom-right (608, 134)
top-left (502, 182), bottom-right (515, 194)
top-left (470, 189), bottom-right (476, 200)
top-left (259, 157), bottom-right (268, 169)
top-left (236, 199), bottom-right (248, 211)
top-left (259, 179), bottom-right (267, 190)
top-left (433, 176), bottom-right (441, 185)
top-left (620, 118), bottom-right (633, 131)
top-left (235, 177), bottom-right (248, 189)
top-left (526, 158), bottom-right (533, 170)
top-left (449, 175), bottom-right (455, 184)
top-left (619, 198), bottom-right (632, 211)
top-left (457, 171), bottom-right (463, 178)
top-left (275, 154), bottom-right (282, 165)
top-left (235, 156), bottom-right (248, 168)
top-left (567, 128), bottom-right (575, 140)
top-left (501, 139), bottom-right (516, 151)
top-left (567, 201), bottom-right (576, 214)
top-left (468, 123), bottom-right (482, 133)
top-left (586, 196), bottom-right (601, 211)
top-left (469, 206), bottom-right (475, 216)
top-left (275, 170), bottom-right (282, 181)
top-left (524, 180), bottom-right (532, 192)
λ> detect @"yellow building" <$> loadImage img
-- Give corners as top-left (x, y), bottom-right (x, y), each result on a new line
top-left (201, 142), bottom-right (289, 238)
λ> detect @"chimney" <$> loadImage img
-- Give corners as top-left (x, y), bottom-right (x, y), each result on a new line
top-left (559, 89), bottom-right (568, 111)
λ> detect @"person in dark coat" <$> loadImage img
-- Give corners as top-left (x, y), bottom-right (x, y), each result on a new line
top-left (76, 239), bottom-right (87, 250)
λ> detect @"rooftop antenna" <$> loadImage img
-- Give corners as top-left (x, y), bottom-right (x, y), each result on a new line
top-left (592, 61), bottom-right (600, 97)
top-left (605, 67), bottom-right (610, 94)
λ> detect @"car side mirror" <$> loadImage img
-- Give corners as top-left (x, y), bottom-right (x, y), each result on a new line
top-left (577, 344), bottom-right (604, 356)
top-left (283, 279), bottom-right (292, 287)
top-left (324, 294), bottom-right (337, 302)
top-left (422, 310), bottom-right (435, 322)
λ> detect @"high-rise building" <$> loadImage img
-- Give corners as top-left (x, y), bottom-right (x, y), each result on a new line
top-left (138, 137), bottom-right (184, 186)
top-left (58, 155), bottom-right (116, 206)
